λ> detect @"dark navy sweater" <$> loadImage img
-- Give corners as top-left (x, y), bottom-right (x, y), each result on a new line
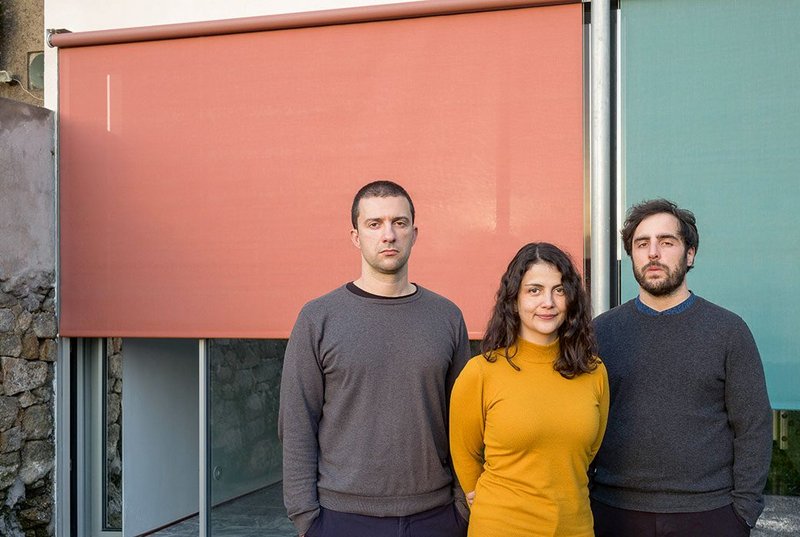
top-left (591, 296), bottom-right (772, 527)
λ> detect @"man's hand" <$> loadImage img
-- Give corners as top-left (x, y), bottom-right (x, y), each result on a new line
top-left (466, 490), bottom-right (476, 506)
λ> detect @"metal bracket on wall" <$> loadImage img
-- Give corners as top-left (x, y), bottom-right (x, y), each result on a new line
top-left (774, 410), bottom-right (790, 451)
top-left (779, 410), bottom-right (789, 451)
top-left (46, 29), bottom-right (72, 48)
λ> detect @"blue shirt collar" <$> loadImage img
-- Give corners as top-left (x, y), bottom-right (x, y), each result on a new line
top-left (635, 292), bottom-right (696, 316)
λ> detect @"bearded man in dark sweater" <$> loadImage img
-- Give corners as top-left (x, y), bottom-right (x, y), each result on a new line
top-left (278, 181), bottom-right (470, 537)
top-left (590, 199), bottom-right (772, 537)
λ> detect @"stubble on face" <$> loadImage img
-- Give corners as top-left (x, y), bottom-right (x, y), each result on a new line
top-left (633, 254), bottom-right (690, 297)
top-left (366, 242), bottom-right (412, 275)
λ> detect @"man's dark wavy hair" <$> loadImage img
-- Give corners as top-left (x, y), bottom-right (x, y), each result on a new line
top-left (621, 199), bottom-right (699, 270)
top-left (481, 242), bottom-right (598, 378)
top-left (351, 180), bottom-right (415, 229)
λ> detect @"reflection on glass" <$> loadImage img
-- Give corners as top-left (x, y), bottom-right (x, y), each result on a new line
top-left (104, 337), bottom-right (123, 530)
top-left (208, 339), bottom-right (291, 535)
top-left (767, 410), bottom-right (800, 496)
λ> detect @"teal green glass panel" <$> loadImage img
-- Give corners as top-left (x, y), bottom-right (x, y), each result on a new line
top-left (620, 0), bottom-right (800, 409)
top-left (208, 339), bottom-right (285, 504)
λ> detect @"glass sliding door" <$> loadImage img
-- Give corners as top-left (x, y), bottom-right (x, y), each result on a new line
top-left (206, 339), bottom-right (293, 536)
top-left (71, 338), bottom-right (123, 537)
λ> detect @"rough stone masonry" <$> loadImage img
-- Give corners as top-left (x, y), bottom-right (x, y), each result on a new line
top-left (0, 271), bottom-right (56, 537)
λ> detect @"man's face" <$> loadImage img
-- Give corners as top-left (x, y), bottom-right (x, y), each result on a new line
top-left (350, 195), bottom-right (417, 276)
top-left (631, 212), bottom-right (695, 297)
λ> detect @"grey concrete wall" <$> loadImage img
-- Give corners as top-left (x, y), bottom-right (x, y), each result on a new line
top-left (0, 97), bottom-right (56, 537)
top-left (0, 97), bottom-right (54, 278)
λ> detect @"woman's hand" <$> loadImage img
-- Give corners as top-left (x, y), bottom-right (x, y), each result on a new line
top-left (466, 490), bottom-right (476, 506)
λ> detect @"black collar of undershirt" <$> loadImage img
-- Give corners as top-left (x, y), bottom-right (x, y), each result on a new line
top-left (346, 281), bottom-right (419, 300)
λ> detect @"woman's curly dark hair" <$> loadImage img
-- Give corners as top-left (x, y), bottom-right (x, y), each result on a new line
top-left (480, 242), bottom-right (598, 378)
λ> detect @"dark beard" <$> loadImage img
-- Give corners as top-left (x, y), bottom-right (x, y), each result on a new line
top-left (634, 257), bottom-right (689, 297)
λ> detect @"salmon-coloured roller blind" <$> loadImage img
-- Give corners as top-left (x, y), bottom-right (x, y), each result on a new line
top-left (58, 2), bottom-right (584, 338)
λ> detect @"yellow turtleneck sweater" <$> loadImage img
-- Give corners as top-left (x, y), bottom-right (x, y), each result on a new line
top-left (450, 338), bottom-right (609, 537)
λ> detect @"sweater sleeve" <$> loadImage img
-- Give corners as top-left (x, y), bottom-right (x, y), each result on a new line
top-left (446, 315), bottom-right (472, 398)
top-left (589, 361), bottom-right (610, 460)
top-left (278, 308), bottom-right (324, 535)
top-left (446, 316), bottom-right (473, 518)
top-left (449, 359), bottom-right (486, 498)
top-left (725, 321), bottom-right (773, 527)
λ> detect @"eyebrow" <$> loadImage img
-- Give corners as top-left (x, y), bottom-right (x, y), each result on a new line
top-left (363, 216), bottom-right (411, 225)
top-left (634, 233), bottom-right (681, 242)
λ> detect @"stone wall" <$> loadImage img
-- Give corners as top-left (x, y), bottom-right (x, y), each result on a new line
top-left (105, 338), bottom-right (123, 529)
top-left (0, 272), bottom-right (56, 537)
top-left (0, 0), bottom-right (45, 106)
top-left (0, 97), bottom-right (55, 537)
top-left (209, 339), bottom-right (284, 504)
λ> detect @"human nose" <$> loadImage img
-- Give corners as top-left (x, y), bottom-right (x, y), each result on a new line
top-left (381, 223), bottom-right (396, 242)
top-left (541, 292), bottom-right (555, 307)
top-left (648, 242), bottom-right (660, 259)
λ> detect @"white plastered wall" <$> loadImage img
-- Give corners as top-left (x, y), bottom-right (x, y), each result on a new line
top-left (43, 0), bottom-right (409, 109)
top-left (122, 338), bottom-right (199, 536)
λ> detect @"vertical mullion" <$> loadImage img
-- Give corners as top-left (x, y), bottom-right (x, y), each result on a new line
top-left (199, 339), bottom-right (208, 537)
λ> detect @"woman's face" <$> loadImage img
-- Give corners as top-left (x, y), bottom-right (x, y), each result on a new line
top-left (516, 262), bottom-right (567, 345)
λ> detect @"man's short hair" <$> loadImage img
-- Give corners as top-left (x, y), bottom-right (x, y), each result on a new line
top-left (351, 180), bottom-right (416, 229)
top-left (621, 198), bottom-right (699, 258)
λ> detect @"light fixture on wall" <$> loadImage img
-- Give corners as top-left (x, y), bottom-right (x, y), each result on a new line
top-left (28, 52), bottom-right (44, 91)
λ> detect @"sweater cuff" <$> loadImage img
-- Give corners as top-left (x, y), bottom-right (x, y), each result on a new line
top-left (733, 500), bottom-right (760, 529)
top-left (292, 506), bottom-right (320, 535)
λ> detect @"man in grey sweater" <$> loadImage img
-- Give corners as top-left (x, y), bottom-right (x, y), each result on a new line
top-left (591, 199), bottom-right (772, 537)
top-left (279, 181), bottom-right (470, 537)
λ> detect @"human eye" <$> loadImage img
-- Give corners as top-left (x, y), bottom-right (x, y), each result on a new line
top-left (394, 220), bottom-right (408, 228)
top-left (527, 287), bottom-right (541, 295)
top-left (554, 287), bottom-right (566, 296)
top-left (635, 240), bottom-right (648, 249)
top-left (367, 221), bottom-right (380, 229)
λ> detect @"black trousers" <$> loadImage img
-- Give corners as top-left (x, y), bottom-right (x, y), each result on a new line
top-left (305, 502), bottom-right (468, 537)
top-left (592, 499), bottom-right (751, 537)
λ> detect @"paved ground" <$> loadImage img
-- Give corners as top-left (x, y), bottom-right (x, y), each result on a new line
top-left (149, 482), bottom-right (292, 537)
top-left (150, 486), bottom-right (800, 536)
top-left (753, 495), bottom-right (800, 536)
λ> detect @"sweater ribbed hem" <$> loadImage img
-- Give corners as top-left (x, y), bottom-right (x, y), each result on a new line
top-left (319, 486), bottom-right (452, 517)
top-left (591, 486), bottom-right (733, 514)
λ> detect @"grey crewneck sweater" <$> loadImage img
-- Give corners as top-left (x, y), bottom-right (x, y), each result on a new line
top-left (278, 284), bottom-right (471, 534)
top-left (591, 296), bottom-right (772, 527)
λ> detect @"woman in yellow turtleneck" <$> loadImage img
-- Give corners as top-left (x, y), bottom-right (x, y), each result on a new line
top-left (450, 242), bottom-right (609, 537)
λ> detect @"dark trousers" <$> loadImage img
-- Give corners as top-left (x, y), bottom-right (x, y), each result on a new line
top-left (305, 502), bottom-right (468, 537)
top-left (591, 499), bottom-right (751, 537)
